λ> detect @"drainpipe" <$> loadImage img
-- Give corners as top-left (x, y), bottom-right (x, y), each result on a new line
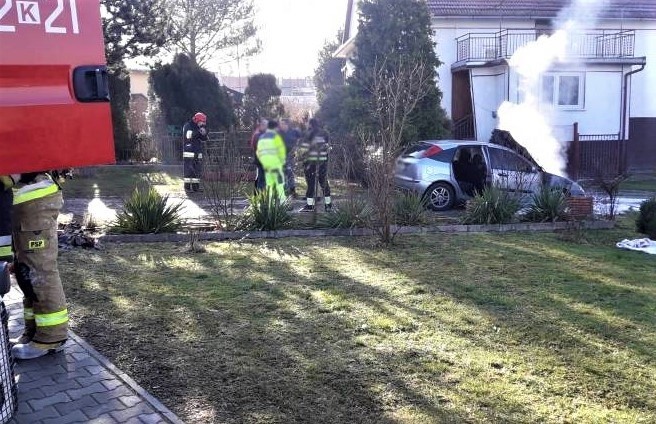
top-left (620, 62), bottom-right (645, 172)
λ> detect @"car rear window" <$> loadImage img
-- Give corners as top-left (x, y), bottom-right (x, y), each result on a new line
top-left (402, 142), bottom-right (455, 162)
top-left (402, 142), bottom-right (434, 157)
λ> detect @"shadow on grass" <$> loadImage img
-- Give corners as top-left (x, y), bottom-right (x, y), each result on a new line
top-left (63, 245), bottom-right (472, 423)
top-left (61, 231), bottom-right (656, 423)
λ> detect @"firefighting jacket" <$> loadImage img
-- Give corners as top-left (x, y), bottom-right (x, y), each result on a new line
top-left (182, 121), bottom-right (208, 160)
top-left (256, 130), bottom-right (286, 170)
top-left (297, 129), bottom-right (330, 163)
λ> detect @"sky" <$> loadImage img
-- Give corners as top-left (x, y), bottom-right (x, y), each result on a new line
top-left (213, 0), bottom-right (348, 78)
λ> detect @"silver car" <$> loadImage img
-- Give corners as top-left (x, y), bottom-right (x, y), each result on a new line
top-left (395, 140), bottom-right (585, 211)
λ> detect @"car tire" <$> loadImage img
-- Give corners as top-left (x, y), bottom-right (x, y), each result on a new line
top-left (424, 182), bottom-right (455, 211)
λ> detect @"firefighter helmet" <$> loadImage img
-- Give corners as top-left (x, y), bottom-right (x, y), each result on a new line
top-left (192, 112), bottom-right (207, 124)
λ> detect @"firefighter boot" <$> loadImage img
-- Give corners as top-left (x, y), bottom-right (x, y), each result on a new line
top-left (12, 341), bottom-right (65, 360)
top-left (10, 311), bottom-right (35, 345)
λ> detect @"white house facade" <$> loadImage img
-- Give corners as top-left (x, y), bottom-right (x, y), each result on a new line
top-left (337, 0), bottom-right (656, 171)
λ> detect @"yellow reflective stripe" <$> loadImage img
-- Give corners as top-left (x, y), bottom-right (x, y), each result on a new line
top-left (35, 309), bottom-right (68, 327)
top-left (24, 308), bottom-right (34, 320)
top-left (1, 176), bottom-right (14, 189)
top-left (13, 183), bottom-right (59, 205)
top-left (0, 246), bottom-right (14, 260)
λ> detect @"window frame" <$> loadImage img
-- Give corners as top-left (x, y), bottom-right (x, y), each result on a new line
top-left (540, 72), bottom-right (585, 110)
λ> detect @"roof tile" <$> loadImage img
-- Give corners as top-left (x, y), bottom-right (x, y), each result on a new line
top-left (426, 0), bottom-right (656, 20)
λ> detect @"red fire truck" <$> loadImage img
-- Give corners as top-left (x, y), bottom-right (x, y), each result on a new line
top-left (0, 0), bottom-right (115, 174)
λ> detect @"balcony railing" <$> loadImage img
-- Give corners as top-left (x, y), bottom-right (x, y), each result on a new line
top-left (456, 29), bottom-right (635, 63)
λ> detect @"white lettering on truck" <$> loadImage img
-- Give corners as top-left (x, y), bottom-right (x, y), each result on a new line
top-left (0, 0), bottom-right (79, 34)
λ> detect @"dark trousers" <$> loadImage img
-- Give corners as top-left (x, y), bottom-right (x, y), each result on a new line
top-left (304, 162), bottom-right (330, 200)
top-left (183, 157), bottom-right (202, 191)
top-left (254, 160), bottom-right (266, 193)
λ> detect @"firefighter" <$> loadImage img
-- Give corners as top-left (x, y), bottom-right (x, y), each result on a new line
top-left (2, 173), bottom-right (68, 360)
top-left (298, 119), bottom-right (332, 212)
top-left (1, 176), bottom-right (15, 296)
top-left (255, 120), bottom-right (287, 202)
top-left (279, 119), bottom-right (301, 198)
top-left (183, 112), bottom-right (208, 192)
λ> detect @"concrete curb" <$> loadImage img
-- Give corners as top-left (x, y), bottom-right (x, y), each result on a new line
top-left (68, 332), bottom-right (185, 424)
top-left (99, 220), bottom-right (615, 244)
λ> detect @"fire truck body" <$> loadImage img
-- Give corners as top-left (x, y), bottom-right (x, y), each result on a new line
top-left (0, 0), bottom-right (114, 174)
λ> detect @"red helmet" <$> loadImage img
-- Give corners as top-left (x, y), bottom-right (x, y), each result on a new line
top-left (192, 112), bottom-right (207, 124)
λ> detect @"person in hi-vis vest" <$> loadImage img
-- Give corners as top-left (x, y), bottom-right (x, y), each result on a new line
top-left (255, 121), bottom-right (287, 202)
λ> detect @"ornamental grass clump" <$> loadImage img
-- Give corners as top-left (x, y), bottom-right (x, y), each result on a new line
top-left (245, 188), bottom-right (293, 231)
top-left (462, 185), bottom-right (520, 225)
top-left (524, 186), bottom-right (568, 223)
top-left (112, 186), bottom-right (184, 234)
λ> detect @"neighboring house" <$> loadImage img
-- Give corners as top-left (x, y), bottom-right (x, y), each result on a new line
top-left (128, 68), bottom-right (151, 135)
top-left (336, 0), bottom-right (656, 172)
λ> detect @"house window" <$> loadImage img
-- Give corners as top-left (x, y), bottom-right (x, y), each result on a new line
top-left (540, 73), bottom-right (584, 109)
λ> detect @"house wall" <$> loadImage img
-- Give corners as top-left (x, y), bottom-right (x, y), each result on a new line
top-left (471, 67), bottom-right (507, 141)
top-left (627, 24), bottom-right (656, 118)
top-left (432, 18), bottom-right (528, 118)
top-left (432, 17), bottom-right (655, 124)
top-left (129, 70), bottom-right (150, 96)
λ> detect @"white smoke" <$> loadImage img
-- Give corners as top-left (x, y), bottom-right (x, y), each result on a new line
top-left (497, 0), bottom-right (609, 176)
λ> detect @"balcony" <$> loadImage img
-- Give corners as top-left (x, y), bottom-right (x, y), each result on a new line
top-left (454, 29), bottom-right (636, 66)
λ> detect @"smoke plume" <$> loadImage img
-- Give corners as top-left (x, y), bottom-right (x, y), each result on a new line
top-left (497, 0), bottom-right (609, 176)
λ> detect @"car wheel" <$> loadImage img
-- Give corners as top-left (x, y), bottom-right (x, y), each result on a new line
top-left (425, 182), bottom-right (455, 211)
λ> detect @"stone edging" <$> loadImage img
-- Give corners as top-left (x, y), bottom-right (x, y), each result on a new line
top-left (100, 220), bottom-right (615, 244)
top-left (68, 332), bottom-right (185, 424)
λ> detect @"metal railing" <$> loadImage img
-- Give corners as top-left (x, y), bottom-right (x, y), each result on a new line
top-left (456, 29), bottom-right (635, 63)
top-left (452, 115), bottom-right (475, 140)
top-left (569, 132), bottom-right (624, 178)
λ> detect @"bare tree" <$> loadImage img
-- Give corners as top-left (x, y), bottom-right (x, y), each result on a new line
top-left (363, 59), bottom-right (434, 244)
top-left (166, 0), bottom-right (259, 67)
top-left (203, 135), bottom-right (250, 230)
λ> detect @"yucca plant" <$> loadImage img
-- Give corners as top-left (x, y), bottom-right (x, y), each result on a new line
top-left (393, 191), bottom-right (427, 226)
top-left (319, 198), bottom-right (373, 229)
top-left (244, 188), bottom-right (293, 231)
top-left (112, 186), bottom-right (184, 234)
top-left (462, 185), bottom-right (520, 225)
top-left (524, 186), bottom-right (568, 223)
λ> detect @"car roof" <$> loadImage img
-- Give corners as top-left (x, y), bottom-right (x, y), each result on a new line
top-left (419, 139), bottom-right (491, 149)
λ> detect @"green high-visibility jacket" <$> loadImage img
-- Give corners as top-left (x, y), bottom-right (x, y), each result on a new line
top-left (256, 130), bottom-right (287, 170)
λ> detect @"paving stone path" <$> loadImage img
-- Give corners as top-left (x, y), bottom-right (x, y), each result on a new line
top-left (4, 285), bottom-right (184, 424)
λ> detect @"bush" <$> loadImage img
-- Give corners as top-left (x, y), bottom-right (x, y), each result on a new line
top-left (319, 198), bottom-right (373, 229)
top-left (112, 186), bottom-right (184, 234)
top-left (394, 191), bottom-right (427, 226)
top-left (462, 185), bottom-right (520, 225)
top-left (244, 188), bottom-right (293, 231)
top-left (524, 186), bottom-right (568, 223)
top-left (636, 197), bottom-right (656, 238)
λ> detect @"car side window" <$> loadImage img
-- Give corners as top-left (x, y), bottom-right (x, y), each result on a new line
top-left (489, 148), bottom-right (533, 172)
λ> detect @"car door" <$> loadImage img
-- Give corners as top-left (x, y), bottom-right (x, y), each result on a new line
top-left (486, 147), bottom-right (540, 197)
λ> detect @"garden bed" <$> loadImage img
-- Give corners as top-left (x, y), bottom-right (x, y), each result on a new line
top-left (99, 220), bottom-right (615, 244)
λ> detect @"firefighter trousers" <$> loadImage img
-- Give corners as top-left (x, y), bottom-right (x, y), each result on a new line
top-left (304, 162), bottom-right (331, 200)
top-left (183, 157), bottom-right (203, 191)
top-left (12, 191), bottom-right (68, 344)
top-left (0, 189), bottom-right (12, 262)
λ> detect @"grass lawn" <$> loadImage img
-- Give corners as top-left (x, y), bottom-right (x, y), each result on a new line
top-left (620, 172), bottom-right (656, 195)
top-left (60, 217), bottom-right (655, 423)
top-left (63, 165), bottom-right (184, 198)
